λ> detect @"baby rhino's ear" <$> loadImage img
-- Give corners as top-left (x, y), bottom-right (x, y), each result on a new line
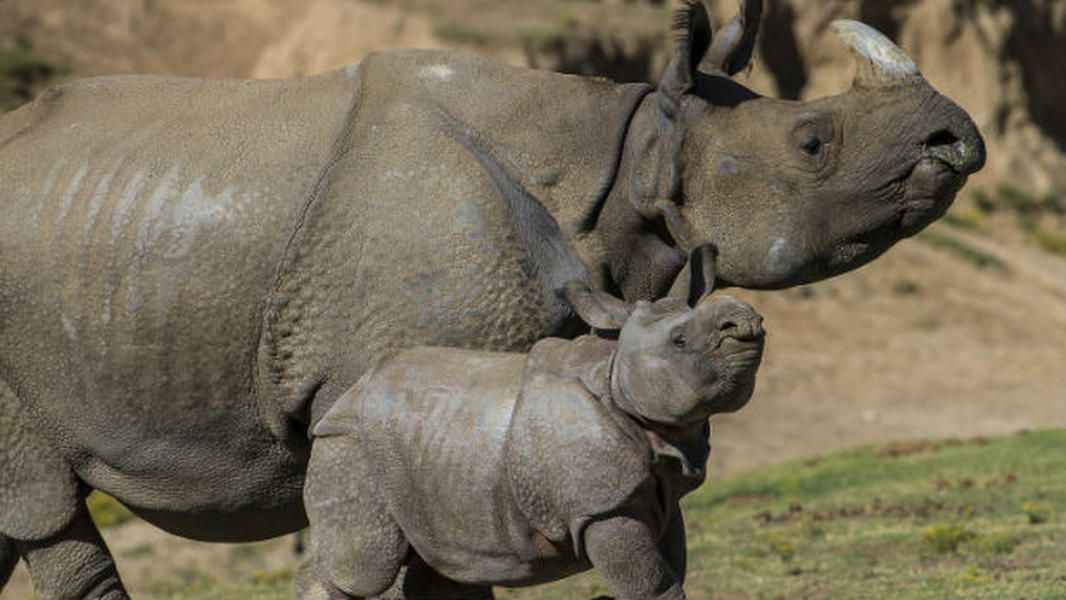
top-left (564, 280), bottom-right (634, 332)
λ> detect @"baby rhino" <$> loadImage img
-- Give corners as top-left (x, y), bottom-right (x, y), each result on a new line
top-left (300, 286), bottom-right (764, 600)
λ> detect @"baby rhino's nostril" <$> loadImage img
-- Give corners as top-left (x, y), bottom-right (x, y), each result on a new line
top-left (718, 319), bottom-right (739, 334)
top-left (718, 313), bottom-right (764, 341)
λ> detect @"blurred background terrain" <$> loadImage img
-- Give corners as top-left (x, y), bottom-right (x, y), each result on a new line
top-left (1, 0), bottom-right (1063, 598)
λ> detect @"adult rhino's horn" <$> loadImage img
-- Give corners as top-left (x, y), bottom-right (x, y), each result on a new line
top-left (830, 20), bottom-right (924, 88)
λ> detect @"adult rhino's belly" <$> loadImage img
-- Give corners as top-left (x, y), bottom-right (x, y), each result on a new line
top-left (0, 157), bottom-right (309, 539)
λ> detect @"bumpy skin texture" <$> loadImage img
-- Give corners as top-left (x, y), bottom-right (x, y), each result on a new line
top-left (0, 1), bottom-right (984, 597)
top-left (302, 294), bottom-right (763, 599)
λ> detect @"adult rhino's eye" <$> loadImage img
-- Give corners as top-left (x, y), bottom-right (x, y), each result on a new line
top-left (801, 136), bottom-right (824, 156)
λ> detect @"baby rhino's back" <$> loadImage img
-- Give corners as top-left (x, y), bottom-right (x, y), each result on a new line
top-left (346, 347), bottom-right (545, 582)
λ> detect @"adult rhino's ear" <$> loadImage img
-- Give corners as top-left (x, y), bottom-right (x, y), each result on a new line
top-left (701, 0), bottom-right (762, 76)
top-left (564, 280), bottom-right (634, 332)
top-left (688, 243), bottom-right (718, 308)
top-left (658, 0), bottom-right (714, 119)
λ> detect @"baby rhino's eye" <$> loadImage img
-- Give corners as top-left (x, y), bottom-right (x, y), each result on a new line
top-left (671, 328), bottom-right (687, 349)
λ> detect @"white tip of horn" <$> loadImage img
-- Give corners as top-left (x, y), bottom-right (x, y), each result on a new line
top-left (830, 19), bottom-right (921, 86)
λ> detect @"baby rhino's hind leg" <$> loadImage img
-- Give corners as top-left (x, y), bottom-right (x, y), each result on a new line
top-left (298, 438), bottom-right (408, 600)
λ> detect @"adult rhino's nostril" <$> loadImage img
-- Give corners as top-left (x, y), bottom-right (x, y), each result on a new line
top-left (923, 129), bottom-right (966, 170)
top-left (925, 129), bottom-right (959, 148)
top-left (924, 122), bottom-right (986, 175)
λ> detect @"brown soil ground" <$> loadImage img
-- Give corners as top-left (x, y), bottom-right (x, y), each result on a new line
top-left (2, 1), bottom-right (1063, 598)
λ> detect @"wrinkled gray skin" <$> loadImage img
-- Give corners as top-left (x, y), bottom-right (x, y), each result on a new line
top-left (300, 292), bottom-right (764, 600)
top-left (0, 0), bottom-right (983, 597)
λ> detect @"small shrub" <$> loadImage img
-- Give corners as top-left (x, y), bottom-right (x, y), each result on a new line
top-left (120, 543), bottom-right (155, 559)
top-left (919, 522), bottom-right (977, 554)
top-left (973, 188), bottom-right (996, 213)
top-left (971, 185), bottom-right (1064, 233)
top-left (917, 230), bottom-right (1006, 270)
top-left (250, 565), bottom-right (296, 586)
top-left (1029, 228), bottom-right (1066, 257)
top-left (1023, 500), bottom-right (1053, 525)
top-left (0, 36), bottom-right (60, 110)
top-left (968, 531), bottom-right (1021, 556)
top-left (758, 530), bottom-right (797, 562)
top-left (87, 492), bottom-right (136, 528)
top-left (891, 278), bottom-right (921, 295)
top-left (996, 185), bottom-right (1063, 216)
top-left (515, 23), bottom-right (566, 47)
top-left (942, 209), bottom-right (983, 230)
top-left (432, 18), bottom-right (491, 46)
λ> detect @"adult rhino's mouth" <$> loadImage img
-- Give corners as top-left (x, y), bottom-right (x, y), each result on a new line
top-left (898, 156), bottom-right (965, 232)
top-left (825, 155), bottom-right (964, 272)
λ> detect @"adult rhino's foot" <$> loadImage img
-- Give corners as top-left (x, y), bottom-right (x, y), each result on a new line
top-left (15, 510), bottom-right (130, 600)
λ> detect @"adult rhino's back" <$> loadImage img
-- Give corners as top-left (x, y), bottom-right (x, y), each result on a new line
top-left (0, 67), bottom-right (360, 536)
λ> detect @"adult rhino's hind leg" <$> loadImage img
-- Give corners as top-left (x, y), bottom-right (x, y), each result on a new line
top-left (0, 379), bottom-right (127, 598)
top-left (0, 534), bottom-right (16, 589)
top-left (15, 509), bottom-right (129, 600)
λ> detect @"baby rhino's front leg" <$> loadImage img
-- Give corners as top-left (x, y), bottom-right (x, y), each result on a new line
top-left (584, 516), bottom-right (685, 600)
top-left (297, 438), bottom-right (408, 600)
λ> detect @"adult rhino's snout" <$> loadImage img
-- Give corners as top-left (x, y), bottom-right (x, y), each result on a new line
top-left (831, 20), bottom-right (986, 177)
top-left (922, 111), bottom-right (986, 176)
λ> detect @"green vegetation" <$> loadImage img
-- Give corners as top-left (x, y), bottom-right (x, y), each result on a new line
top-left (431, 17), bottom-right (492, 46)
top-left (0, 36), bottom-right (59, 110)
top-left (917, 229), bottom-right (1006, 270)
top-left (891, 278), bottom-right (921, 295)
top-left (918, 522), bottom-right (977, 554)
top-left (515, 23), bottom-right (568, 48)
top-left (971, 185), bottom-right (1066, 258)
top-left (131, 430), bottom-right (1066, 600)
top-left (505, 429), bottom-right (1066, 599)
top-left (87, 491), bottom-right (136, 528)
top-left (941, 208), bottom-right (983, 231)
top-left (974, 185), bottom-right (1064, 220)
top-left (1030, 227), bottom-right (1066, 257)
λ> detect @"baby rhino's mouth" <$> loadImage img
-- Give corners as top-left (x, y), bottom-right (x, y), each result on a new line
top-left (718, 339), bottom-right (764, 373)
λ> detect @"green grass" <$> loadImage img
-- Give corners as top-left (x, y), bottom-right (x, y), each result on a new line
top-left (109, 430), bottom-right (1066, 599)
top-left (503, 430), bottom-right (1066, 599)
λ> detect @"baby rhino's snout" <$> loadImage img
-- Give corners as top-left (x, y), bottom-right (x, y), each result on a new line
top-left (707, 296), bottom-right (765, 343)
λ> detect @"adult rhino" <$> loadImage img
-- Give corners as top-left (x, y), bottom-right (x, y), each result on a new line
top-left (0, 1), bottom-right (983, 598)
